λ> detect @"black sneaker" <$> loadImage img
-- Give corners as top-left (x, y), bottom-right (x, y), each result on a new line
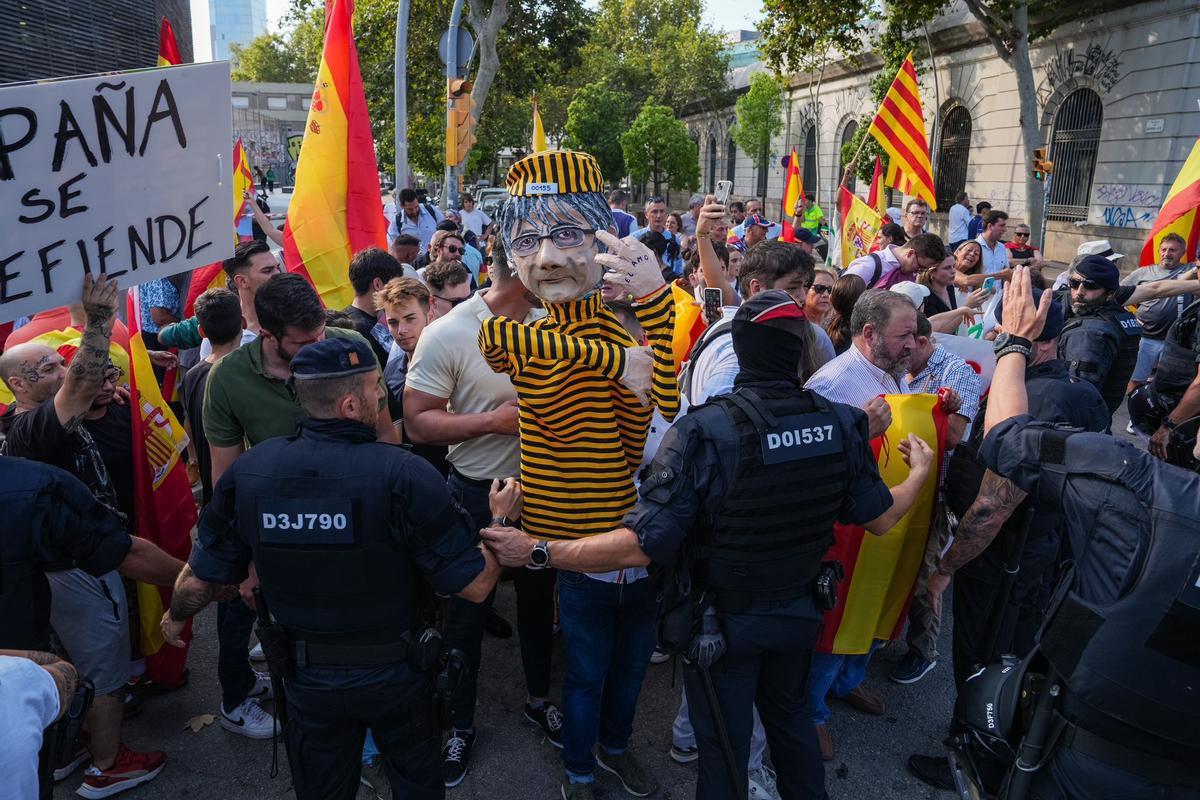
top-left (524, 702), bottom-right (564, 748)
top-left (442, 729), bottom-right (476, 788)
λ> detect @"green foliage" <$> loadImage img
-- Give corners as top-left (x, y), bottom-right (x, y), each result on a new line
top-left (229, 33), bottom-right (313, 83)
top-left (730, 72), bottom-right (784, 171)
top-left (619, 103), bottom-right (699, 194)
top-left (564, 81), bottom-right (630, 181)
top-left (757, 1), bottom-right (877, 76)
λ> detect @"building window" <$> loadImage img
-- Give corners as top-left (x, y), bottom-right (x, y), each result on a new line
top-left (935, 106), bottom-right (972, 209)
top-left (1047, 88), bottom-right (1103, 222)
top-left (707, 135), bottom-right (718, 193)
top-left (840, 121), bottom-right (858, 194)
top-left (232, 95), bottom-right (250, 108)
top-left (267, 96), bottom-right (287, 110)
top-left (726, 137), bottom-right (736, 183)
top-left (802, 124), bottom-right (817, 195)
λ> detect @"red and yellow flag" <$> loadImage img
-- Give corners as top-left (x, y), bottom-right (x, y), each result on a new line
top-left (283, 0), bottom-right (388, 309)
top-left (867, 156), bottom-right (886, 218)
top-left (0, 330), bottom-right (129, 409)
top-left (671, 282), bottom-right (707, 370)
top-left (1140, 136), bottom-right (1200, 266)
top-left (184, 139), bottom-right (258, 316)
top-left (127, 286), bottom-right (198, 687)
top-left (780, 146), bottom-right (803, 242)
top-left (157, 17), bottom-right (182, 66)
top-left (532, 94), bottom-right (548, 152)
top-left (817, 392), bottom-right (947, 655)
top-left (868, 53), bottom-right (936, 210)
top-left (838, 187), bottom-right (884, 268)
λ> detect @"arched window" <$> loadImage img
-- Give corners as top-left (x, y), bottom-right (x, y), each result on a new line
top-left (840, 121), bottom-right (859, 194)
top-left (935, 106), bottom-right (972, 209)
top-left (726, 137), bottom-right (736, 183)
top-left (802, 124), bottom-right (817, 195)
top-left (1047, 88), bottom-right (1103, 221)
top-left (708, 135), bottom-right (717, 193)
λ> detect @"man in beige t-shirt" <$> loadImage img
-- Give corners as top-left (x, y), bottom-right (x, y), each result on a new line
top-left (403, 251), bottom-right (561, 786)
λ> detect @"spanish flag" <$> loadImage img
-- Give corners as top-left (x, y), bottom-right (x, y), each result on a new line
top-left (157, 17), bottom-right (182, 67)
top-left (184, 139), bottom-right (258, 316)
top-left (532, 94), bottom-right (548, 152)
top-left (283, 0), bottom-right (388, 309)
top-left (128, 286), bottom-right (198, 687)
top-left (671, 282), bottom-right (707, 369)
top-left (780, 147), bottom-right (803, 243)
top-left (838, 186), bottom-right (884, 268)
top-left (867, 156), bottom-right (886, 218)
top-left (868, 53), bottom-right (936, 210)
top-left (1140, 136), bottom-right (1200, 265)
top-left (0, 331), bottom-right (129, 409)
top-left (817, 392), bottom-right (947, 655)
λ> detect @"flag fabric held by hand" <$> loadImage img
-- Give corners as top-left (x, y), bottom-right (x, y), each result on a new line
top-left (283, 0), bottom-right (388, 309)
top-left (1139, 136), bottom-right (1200, 265)
top-left (868, 53), bottom-right (936, 210)
top-left (157, 17), bottom-right (182, 66)
top-left (867, 156), bottom-right (886, 218)
top-left (839, 187), bottom-right (884, 268)
top-left (780, 146), bottom-right (803, 242)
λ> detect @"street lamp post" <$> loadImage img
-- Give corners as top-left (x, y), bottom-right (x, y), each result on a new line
top-left (394, 0), bottom-right (411, 191)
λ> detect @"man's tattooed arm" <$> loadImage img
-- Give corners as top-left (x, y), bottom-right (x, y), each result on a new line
top-left (937, 469), bottom-right (1028, 575)
top-left (55, 273), bottom-right (120, 426)
top-left (0, 649), bottom-right (79, 722)
top-left (168, 564), bottom-right (222, 621)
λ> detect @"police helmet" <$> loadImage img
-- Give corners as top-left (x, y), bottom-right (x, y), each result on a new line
top-left (953, 654), bottom-right (1027, 764)
top-left (1167, 416), bottom-right (1200, 471)
top-left (1126, 383), bottom-right (1168, 436)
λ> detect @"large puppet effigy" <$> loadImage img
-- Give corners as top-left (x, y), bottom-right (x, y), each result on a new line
top-left (478, 150), bottom-right (679, 540)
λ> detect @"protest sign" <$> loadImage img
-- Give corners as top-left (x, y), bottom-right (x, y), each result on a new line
top-left (0, 62), bottom-right (233, 324)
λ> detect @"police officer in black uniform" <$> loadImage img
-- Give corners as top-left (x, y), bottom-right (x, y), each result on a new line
top-left (1055, 254), bottom-right (1198, 421)
top-left (482, 291), bottom-right (937, 800)
top-left (957, 266), bottom-right (1200, 799)
top-left (1129, 297), bottom-right (1200, 465)
top-left (161, 338), bottom-right (503, 800)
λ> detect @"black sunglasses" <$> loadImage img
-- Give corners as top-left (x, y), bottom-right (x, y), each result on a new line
top-left (809, 284), bottom-right (833, 295)
top-left (1067, 278), bottom-right (1100, 291)
top-left (443, 244), bottom-right (464, 255)
top-left (1014, 231), bottom-right (1029, 238)
top-left (433, 293), bottom-right (470, 307)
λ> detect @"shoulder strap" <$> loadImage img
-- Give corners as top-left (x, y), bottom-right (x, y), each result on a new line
top-left (721, 388), bottom-right (777, 432)
top-left (869, 253), bottom-right (884, 288)
top-left (681, 321), bottom-right (734, 405)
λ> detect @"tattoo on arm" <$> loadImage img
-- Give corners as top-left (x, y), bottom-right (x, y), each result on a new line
top-left (0, 650), bottom-right (78, 718)
top-left (939, 470), bottom-right (1028, 574)
top-left (168, 564), bottom-right (221, 620)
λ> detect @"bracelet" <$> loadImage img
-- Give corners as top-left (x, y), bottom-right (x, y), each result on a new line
top-left (490, 516), bottom-right (515, 527)
top-left (995, 344), bottom-right (1032, 362)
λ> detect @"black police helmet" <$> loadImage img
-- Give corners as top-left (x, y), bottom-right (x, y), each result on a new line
top-left (953, 654), bottom-right (1027, 764)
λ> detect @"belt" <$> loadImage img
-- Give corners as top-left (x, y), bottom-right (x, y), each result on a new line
top-left (714, 583), bottom-right (813, 614)
top-left (448, 465), bottom-right (493, 488)
top-left (289, 638), bottom-right (410, 668)
top-left (1063, 722), bottom-right (1200, 790)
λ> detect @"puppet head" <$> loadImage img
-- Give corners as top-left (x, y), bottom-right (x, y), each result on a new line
top-left (497, 150), bottom-right (614, 304)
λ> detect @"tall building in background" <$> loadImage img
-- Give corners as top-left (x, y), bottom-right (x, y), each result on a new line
top-left (0, 0), bottom-right (193, 82)
top-left (209, 0), bottom-right (268, 62)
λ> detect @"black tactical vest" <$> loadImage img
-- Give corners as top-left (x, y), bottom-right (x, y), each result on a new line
top-left (1059, 305), bottom-right (1142, 416)
top-left (696, 387), bottom-right (850, 594)
top-left (232, 422), bottom-right (433, 639)
top-left (1152, 299), bottom-right (1200, 396)
top-left (1033, 429), bottom-right (1200, 757)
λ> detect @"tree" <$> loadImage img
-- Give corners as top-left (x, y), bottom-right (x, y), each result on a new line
top-left (564, 81), bottom-right (630, 181)
top-left (620, 104), bottom-right (698, 196)
top-left (730, 73), bottom-right (784, 202)
top-left (229, 33), bottom-right (312, 83)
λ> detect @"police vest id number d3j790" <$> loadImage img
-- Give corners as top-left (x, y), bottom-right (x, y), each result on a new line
top-left (257, 498), bottom-right (354, 544)
top-left (761, 413), bottom-right (842, 465)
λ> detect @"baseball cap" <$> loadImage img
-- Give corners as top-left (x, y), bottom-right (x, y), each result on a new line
top-left (793, 227), bottom-right (820, 244)
top-left (1075, 239), bottom-right (1124, 261)
top-left (745, 214), bottom-right (772, 228)
top-left (291, 338), bottom-right (378, 381)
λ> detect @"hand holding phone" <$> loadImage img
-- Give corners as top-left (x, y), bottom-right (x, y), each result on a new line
top-left (715, 180), bottom-right (733, 206)
top-left (703, 287), bottom-right (723, 324)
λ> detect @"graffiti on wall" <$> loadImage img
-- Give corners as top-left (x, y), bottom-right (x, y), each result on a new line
top-left (1089, 183), bottom-right (1162, 229)
top-left (1036, 43), bottom-right (1122, 107)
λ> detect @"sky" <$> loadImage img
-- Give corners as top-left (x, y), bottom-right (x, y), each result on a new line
top-left (196, 0), bottom-right (762, 61)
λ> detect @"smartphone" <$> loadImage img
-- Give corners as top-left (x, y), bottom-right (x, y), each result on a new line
top-left (703, 287), bottom-right (723, 324)
top-left (982, 277), bottom-right (997, 293)
top-left (715, 180), bottom-right (733, 206)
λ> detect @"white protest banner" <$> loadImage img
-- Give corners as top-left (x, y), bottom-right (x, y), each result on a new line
top-left (934, 331), bottom-right (996, 393)
top-left (0, 62), bottom-right (233, 324)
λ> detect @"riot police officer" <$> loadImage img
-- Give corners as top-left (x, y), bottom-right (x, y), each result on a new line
top-left (482, 291), bottom-right (936, 800)
top-left (161, 338), bottom-right (503, 800)
top-left (1128, 297), bottom-right (1200, 466)
top-left (1056, 254), bottom-right (1198, 420)
top-left (950, 266), bottom-right (1200, 799)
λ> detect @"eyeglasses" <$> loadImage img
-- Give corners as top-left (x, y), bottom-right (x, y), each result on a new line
top-left (509, 226), bottom-right (590, 256)
top-left (1014, 231), bottom-right (1030, 238)
top-left (432, 293), bottom-right (470, 308)
top-left (1067, 277), bottom-right (1101, 291)
top-left (443, 244), bottom-right (464, 255)
top-left (102, 364), bottom-right (122, 385)
top-left (809, 284), bottom-right (833, 295)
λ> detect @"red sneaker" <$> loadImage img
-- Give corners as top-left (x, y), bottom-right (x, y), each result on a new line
top-left (76, 745), bottom-right (166, 798)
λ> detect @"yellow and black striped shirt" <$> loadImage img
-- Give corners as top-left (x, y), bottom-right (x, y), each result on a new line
top-left (478, 287), bottom-right (679, 540)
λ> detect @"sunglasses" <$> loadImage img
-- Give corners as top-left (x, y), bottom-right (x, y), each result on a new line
top-left (1014, 231), bottom-right (1029, 238)
top-left (509, 226), bottom-right (589, 256)
top-left (809, 284), bottom-right (833, 295)
top-left (442, 244), bottom-right (465, 255)
top-left (432, 293), bottom-right (470, 308)
top-left (1067, 278), bottom-right (1101, 291)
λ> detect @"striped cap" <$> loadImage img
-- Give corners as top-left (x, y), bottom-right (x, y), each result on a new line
top-left (506, 150), bottom-right (605, 197)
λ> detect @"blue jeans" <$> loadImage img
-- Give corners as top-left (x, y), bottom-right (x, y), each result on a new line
top-left (805, 642), bottom-right (881, 725)
top-left (217, 598), bottom-right (257, 711)
top-left (557, 572), bottom-right (657, 781)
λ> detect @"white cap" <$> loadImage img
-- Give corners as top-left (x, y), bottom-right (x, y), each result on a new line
top-left (890, 280), bottom-right (930, 309)
top-left (1076, 239), bottom-right (1123, 261)
top-left (886, 207), bottom-right (903, 225)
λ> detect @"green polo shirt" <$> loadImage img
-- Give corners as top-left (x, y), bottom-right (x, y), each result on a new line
top-left (203, 327), bottom-right (384, 448)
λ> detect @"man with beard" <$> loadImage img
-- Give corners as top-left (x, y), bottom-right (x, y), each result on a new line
top-left (1055, 254), bottom-right (1198, 419)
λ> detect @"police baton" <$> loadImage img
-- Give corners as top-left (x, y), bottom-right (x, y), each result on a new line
top-left (693, 663), bottom-right (742, 798)
top-left (252, 587), bottom-right (289, 728)
top-left (982, 507), bottom-right (1036, 664)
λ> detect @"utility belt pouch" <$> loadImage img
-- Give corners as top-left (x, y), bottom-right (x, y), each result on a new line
top-left (435, 647), bottom-right (467, 730)
top-left (408, 627), bottom-right (443, 673)
top-left (815, 561), bottom-right (844, 612)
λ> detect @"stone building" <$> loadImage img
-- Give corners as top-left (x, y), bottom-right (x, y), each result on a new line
top-left (678, 0), bottom-right (1200, 265)
top-left (231, 81), bottom-right (315, 186)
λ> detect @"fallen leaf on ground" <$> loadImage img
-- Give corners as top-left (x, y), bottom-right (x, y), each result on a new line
top-left (184, 714), bottom-right (215, 732)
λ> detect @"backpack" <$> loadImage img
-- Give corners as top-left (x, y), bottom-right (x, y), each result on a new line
top-left (866, 252), bottom-right (885, 289)
top-left (678, 317), bottom-right (734, 406)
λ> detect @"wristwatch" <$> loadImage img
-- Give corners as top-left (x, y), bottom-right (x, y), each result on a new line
top-left (993, 332), bottom-right (1033, 361)
top-left (528, 541), bottom-right (551, 570)
top-left (1161, 417), bottom-right (1179, 431)
top-left (490, 516), bottom-right (514, 527)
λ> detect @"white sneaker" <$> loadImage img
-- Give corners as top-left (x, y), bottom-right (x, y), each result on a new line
top-left (220, 697), bottom-right (278, 740)
top-left (748, 766), bottom-right (781, 800)
top-left (245, 673), bottom-right (274, 701)
top-left (249, 642), bottom-right (265, 662)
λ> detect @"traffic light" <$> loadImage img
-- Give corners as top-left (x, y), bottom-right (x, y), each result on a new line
top-left (446, 79), bottom-right (477, 166)
top-left (1032, 147), bottom-right (1054, 181)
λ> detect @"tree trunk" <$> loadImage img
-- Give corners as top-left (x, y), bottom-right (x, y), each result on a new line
top-left (463, 0), bottom-right (510, 169)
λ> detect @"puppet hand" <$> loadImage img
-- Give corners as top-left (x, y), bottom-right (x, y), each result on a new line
top-left (620, 346), bottom-right (654, 407)
top-left (595, 230), bottom-right (666, 299)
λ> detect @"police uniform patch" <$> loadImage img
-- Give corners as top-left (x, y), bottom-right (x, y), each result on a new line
top-left (258, 497), bottom-right (355, 544)
top-left (761, 413), bottom-right (842, 464)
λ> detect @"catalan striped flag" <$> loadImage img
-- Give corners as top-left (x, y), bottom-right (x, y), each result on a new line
top-left (184, 139), bottom-right (258, 316)
top-left (1140, 136), bottom-right (1200, 265)
top-left (817, 392), bottom-right (947, 655)
top-left (127, 286), bottom-right (198, 687)
top-left (868, 53), bottom-right (936, 210)
top-left (532, 94), bottom-right (548, 152)
top-left (867, 156), bottom-right (886, 218)
top-left (157, 17), bottom-right (182, 66)
top-left (283, 0), bottom-right (388, 309)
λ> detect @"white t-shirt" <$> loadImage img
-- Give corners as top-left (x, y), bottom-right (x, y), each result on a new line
top-left (459, 208), bottom-right (492, 238)
top-left (405, 292), bottom-right (545, 480)
top-left (0, 655), bottom-right (60, 800)
top-left (948, 203), bottom-right (971, 243)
